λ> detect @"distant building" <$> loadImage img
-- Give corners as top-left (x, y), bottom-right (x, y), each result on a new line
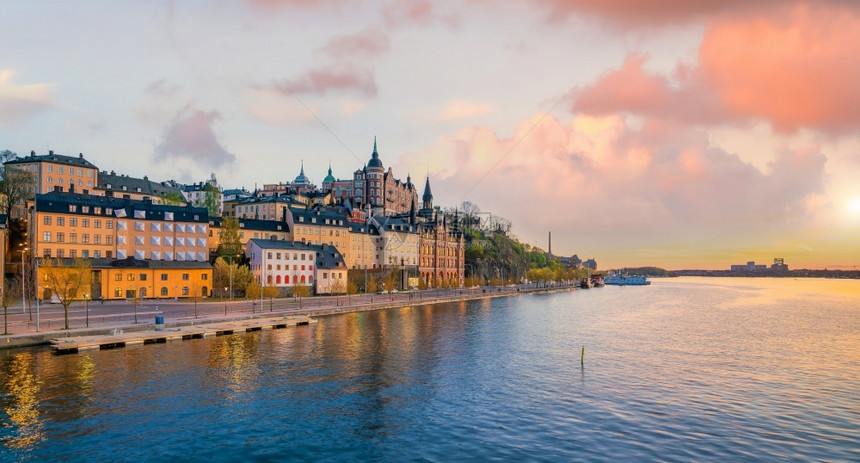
top-left (731, 261), bottom-right (768, 272)
top-left (771, 258), bottom-right (789, 271)
top-left (583, 258), bottom-right (597, 270)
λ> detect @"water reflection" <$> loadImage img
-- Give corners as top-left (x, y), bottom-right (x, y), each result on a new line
top-left (207, 335), bottom-right (261, 400)
top-left (1, 352), bottom-right (44, 451)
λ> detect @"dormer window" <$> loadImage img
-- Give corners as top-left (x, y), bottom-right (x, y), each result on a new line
top-left (122, 185), bottom-right (127, 191)
top-left (106, 184), bottom-right (111, 189)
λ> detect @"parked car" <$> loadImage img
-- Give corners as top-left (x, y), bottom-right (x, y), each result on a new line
top-left (49, 294), bottom-right (62, 304)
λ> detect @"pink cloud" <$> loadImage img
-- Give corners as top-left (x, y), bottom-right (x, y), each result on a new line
top-left (155, 106), bottom-right (236, 167)
top-left (396, 114), bottom-right (826, 261)
top-left (573, 3), bottom-right (860, 134)
top-left (270, 65), bottom-right (377, 97)
top-left (0, 70), bottom-right (55, 124)
top-left (319, 29), bottom-right (390, 59)
top-left (700, 4), bottom-right (860, 133)
top-left (382, 0), bottom-right (458, 27)
top-left (532, 0), bottom-right (851, 27)
top-left (246, 0), bottom-right (348, 10)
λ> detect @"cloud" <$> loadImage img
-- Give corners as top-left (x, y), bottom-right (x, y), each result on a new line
top-left (319, 29), bottom-right (390, 60)
top-left (245, 0), bottom-right (348, 10)
top-left (155, 105), bottom-right (236, 167)
top-left (382, 0), bottom-right (459, 27)
top-left (145, 79), bottom-right (182, 97)
top-left (396, 114), bottom-right (827, 256)
top-left (269, 65), bottom-right (377, 97)
top-left (0, 70), bottom-right (55, 124)
top-left (531, 0), bottom-right (851, 27)
top-left (699, 3), bottom-right (860, 133)
top-left (572, 4), bottom-right (860, 134)
top-left (440, 99), bottom-right (494, 121)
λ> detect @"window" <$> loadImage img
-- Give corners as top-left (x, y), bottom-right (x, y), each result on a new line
top-left (82, 250), bottom-right (89, 258)
top-left (57, 249), bottom-right (64, 258)
top-left (115, 274), bottom-right (122, 281)
top-left (267, 252), bottom-right (272, 259)
top-left (161, 287), bottom-right (168, 296)
top-left (202, 274), bottom-right (208, 280)
top-left (57, 232), bottom-right (64, 242)
top-left (127, 274), bottom-right (135, 281)
top-left (57, 216), bottom-right (64, 226)
top-left (323, 272), bottom-right (328, 279)
top-left (106, 235), bottom-right (113, 245)
top-left (70, 233), bottom-right (77, 243)
top-left (82, 206), bottom-right (89, 213)
top-left (140, 274), bottom-right (147, 281)
top-left (43, 232), bottom-right (51, 242)
top-left (182, 286), bottom-right (189, 296)
top-left (43, 249), bottom-right (51, 258)
top-left (47, 165), bottom-right (53, 172)
top-left (70, 218), bottom-right (78, 227)
top-left (94, 234), bottom-right (101, 244)
top-left (82, 234), bottom-right (89, 243)
top-left (94, 219), bottom-right (101, 228)
top-left (59, 166), bottom-right (64, 174)
top-left (70, 250), bottom-right (77, 258)
top-left (106, 251), bottom-right (112, 258)
top-left (115, 288), bottom-right (123, 298)
top-left (182, 273), bottom-right (189, 281)
top-left (106, 220), bottom-right (113, 229)
top-left (82, 218), bottom-right (89, 227)
top-left (94, 250), bottom-right (100, 258)
top-left (276, 253), bottom-right (281, 259)
top-left (161, 273), bottom-right (168, 281)
top-left (43, 216), bottom-right (51, 225)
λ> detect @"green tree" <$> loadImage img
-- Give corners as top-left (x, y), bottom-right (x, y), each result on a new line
top-left (292, 283), bottom-right (310, 309)
top-left (203, 182), bottom-right (221, 217)
top-left (40, 258), bottom-right (91, 330)
top-left (161, 191), bottom-right (186, 206)
top-left (212, 257), bottom-right (251, 297)
top-left (218, 216), bottom-right (243, 258)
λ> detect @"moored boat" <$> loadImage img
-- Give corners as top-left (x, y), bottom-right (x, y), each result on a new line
top-left (604, 273), bottom-right (650, 286)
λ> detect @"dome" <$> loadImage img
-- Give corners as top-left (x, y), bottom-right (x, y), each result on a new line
top-left (367, 137), bottom-right (384, 169)
top-left (294, 161), bottom-right (310, 184)
top-left (323, 164), bottom-right (336, 184)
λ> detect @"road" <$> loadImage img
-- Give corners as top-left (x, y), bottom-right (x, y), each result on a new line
top-left (0, 282), bottom-right (574, 334)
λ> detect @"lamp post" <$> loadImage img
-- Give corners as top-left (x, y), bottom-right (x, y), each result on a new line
top-left (84, 293), bottom-right (89, 328)
top-left (16, 246), bottom-right (28, 315)
top-left (223, 287), bottom-right (228, 315)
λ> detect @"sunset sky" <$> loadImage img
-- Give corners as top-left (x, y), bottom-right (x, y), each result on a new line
top-left (2, 1), bottom-right (859, 270)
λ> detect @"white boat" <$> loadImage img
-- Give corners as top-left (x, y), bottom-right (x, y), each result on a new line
top-left (604, 273), bottom-right (650, 286)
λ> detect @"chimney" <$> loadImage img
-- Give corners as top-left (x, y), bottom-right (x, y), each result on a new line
top-left (30, 150), bottom-right (35, 156)
top-left (79, 153), bottom-right (83, 159)
top-left (548, 231), bottom-right (552, 255)
top-left (49, 150), bottom-right (54, 155)
top-left (143, 175), bottom-right (148, 181)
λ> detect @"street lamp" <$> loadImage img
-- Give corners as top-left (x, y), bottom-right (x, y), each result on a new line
top-left (84, 293), bottom-right (89, 328)
top-left (15, 246), bottom-right (28, 315)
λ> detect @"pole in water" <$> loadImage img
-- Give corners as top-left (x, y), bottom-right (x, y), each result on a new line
top-left (581, 346), bottom-right (585, 365)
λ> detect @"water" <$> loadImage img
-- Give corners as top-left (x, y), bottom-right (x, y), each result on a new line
top-left (1, 278), bottom-right (858, 462)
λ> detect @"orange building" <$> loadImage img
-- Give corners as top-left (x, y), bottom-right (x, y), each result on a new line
top-left (32, 192), bottom-right (211, 300)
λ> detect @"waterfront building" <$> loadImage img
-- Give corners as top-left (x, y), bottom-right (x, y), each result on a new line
top-left (4, 151), bottom-right (99, 218)
top-left (370, 215), bottom-right (419, 271)
top-left (731, 261), bottom-right (768, 272)
top-left (416, 178), bottom-right (465, 287)
top-left (244, 239), bottom-right (346, 294)
top-left (288, 205), bottom-right (351, 262)
top-left (32, 192), bottom-right (210, 299)
top-left (346, 221), bottom-right (381, 270)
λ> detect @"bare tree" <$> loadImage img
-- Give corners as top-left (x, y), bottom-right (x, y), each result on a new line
top-left (0, 150), bottom-right (37, 221)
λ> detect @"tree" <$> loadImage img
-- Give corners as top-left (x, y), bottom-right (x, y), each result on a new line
top-left (161, 191), bottom-right (185, 206)
top-left (263, 285), bottom-right (279, 311)
top-left (187, 281), bottom-right (206, 318)
top-left (40, 258), bottom-right (91, 330)
top-left (365, 277), bottom-right (378, 294)
top-left (246, 280), bottom-right (261, 301)
top-left (0, 150), bottom-right (36, 221)
top-left (1, 277), bottom-right (22, 335)
top-left (218, 216), bottom-right (242, 258)
top-left (292, 283), bottom-right (310, 309)
top-left (330, 278), bottom-right (346, 295)
top-left (203, 182), bottom-right (220, 217)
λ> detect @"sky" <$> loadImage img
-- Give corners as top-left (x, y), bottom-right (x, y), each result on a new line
top-left (2, 0), bottom-right (859, 270)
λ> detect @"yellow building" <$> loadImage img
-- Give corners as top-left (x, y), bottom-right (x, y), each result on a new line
top-left (287, 206), bottom-right (350, 263)
top-left (207, 217), bottom-right (292, 257)
top-left (37, 258), bottom-right (212, 300)
top-left (5, 151), bottom-right (99, 196)
top-left (32, 192), bottom-right (212, 300)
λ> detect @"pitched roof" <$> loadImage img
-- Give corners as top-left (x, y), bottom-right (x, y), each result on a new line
top-left (37, 257), bottom-right (212, 269)
top-left (96, 171), bottom-right (184, 198)
top-left (36, 192), bottom-right (208, 223)
top-left (5, 151), bottom-right (99, 169)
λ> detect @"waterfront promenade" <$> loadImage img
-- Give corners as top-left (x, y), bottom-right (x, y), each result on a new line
top-left (0, 283), bottom-right (574, 349)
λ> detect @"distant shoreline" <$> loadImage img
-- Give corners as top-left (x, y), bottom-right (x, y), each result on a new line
top-left (668, 270), bottom-right (859, 279)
